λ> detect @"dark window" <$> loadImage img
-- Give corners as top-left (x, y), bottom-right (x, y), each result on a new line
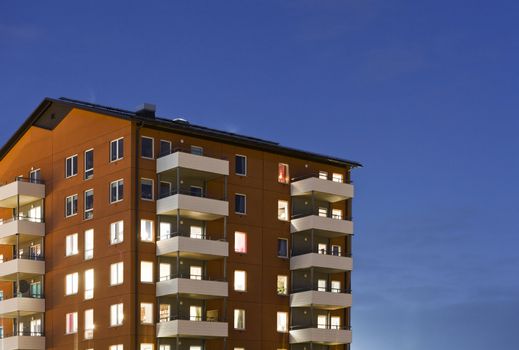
top-left (29, 169), bottom-right (41, 183)
top-left (111, 180), bottom-right (124, 203)
top-left (141, 179), bottom-right (153, 200)
top-left (85, 149), bottom-right (94, 180)
top-left (191, 146), bottom-right (203, 156)
top-left (84, 190), bottom-right (94, 220)
top-left (159, 181), bottom-right (172, 198)
top-left (190, 186), bottom-right (203, 197)
top-left (66, 195), bottom-right (78, 217)
top-left (66, 155), bottom-right (78, 178)
top-left (235, 194), bottom-right (246, 214)
top-left (110, 138), bottom-right (124, 162)
top-left (277, 238), bottom-right (288, 258)
top-left (235, 155), bottom-right (247, 176)
top-left (141, 137), bottom-right (154, 159)
top-left (159, 140), bottom-right (171, 157)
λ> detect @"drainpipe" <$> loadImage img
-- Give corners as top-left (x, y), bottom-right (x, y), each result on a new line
top-left (134, 121), bottom-right (142, 350)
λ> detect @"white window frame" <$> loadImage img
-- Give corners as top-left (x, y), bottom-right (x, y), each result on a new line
top-left (277, 311), bottom-right (288, 333)
top-left (84, 229), bottom-right (94, 260)
top-left (84, 148), bottom-right (94, 180)
top-left (235, 154), bottom-right (247, 176)
top-left (110, 220), bottom-right (124, 244)
top-left (65, 312), bottom-right (78, 334)
top-left (65, 233), bottom-right (78, 256)
top-left (140, 219), bottom-right (154, 242)
top-left (65, 272), bottom-right (79, 295)
top-left (65, 194), bottom-right (78, 217)
top-left (84, 269), bottom-right (94, 300)
top-left (332, 173), bottom-right (343, 183)
top-left (234, 231), bottom-right (247, 254)
top-left (277, 200), bottom-right (289, 221)
top-left (110, 137), bottom-right (124, 162)
top-left (141, 136), bottom-right (155, 159)
top-left (319, 171), bottom-right (328, 180)
top-left (233, 309), bottom-right (245, 330)
top-left (140, 261), bottom-right (154, 283)
top-left (277, 238), bottom-right (289, 258)
top-left (110, 262), bottom-right (124, 286)
top-left (110, 179), bottom-right (124, 203)
top-left (84, 309), bottom-right (94, 339)
top-left (84, 189), bottom-right (94, 220)
top-left (140, 303), bottom-right (154, 324)
top-left (110, 303), bottom-right (124, 326)
top-left (159, 139), bottom-right (172, 157)
top-left (277, 275), bottom-right (288, 295)
top-left (65, 154), bottom-right (78, 178)
top-left (234, 270), bottom-right (246, 292)
top-left (235, 193), bottom-right (247, 215)
top-left (141, 178), bottom-right (154, 201)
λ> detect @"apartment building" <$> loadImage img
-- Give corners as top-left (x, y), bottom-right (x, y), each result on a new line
top-left (0, 97), bottom-right (361, 350)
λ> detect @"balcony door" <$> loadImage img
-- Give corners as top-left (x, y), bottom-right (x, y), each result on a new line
top-left (30, 319), bottom-right (42, 335)
top-left (190, 226), bottom-right (203, 239)
top-left (190, 266), bottom-right (202, 280)
top-left (190, 305), bottom-right (202, 321)
top-left (317, 315), bottom-right (327, 329)
top-left (28, 206), bottom-right (42, 222)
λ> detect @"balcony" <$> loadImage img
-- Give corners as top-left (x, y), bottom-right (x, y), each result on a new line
top-left (0, 178), bottom-right (45, 208)
top-left (291, 176), bottom-right (353, 202)
top-left (157, 318), bottom-right (228, 338)
top-left (157, 150), bottom-right (229, 176)
top-left (290, 289), bottom-right (352, 310)
top-left (0, 334), bottom-right (45, 350)
top-left (157, 234), bottom-right (228, 259)
top-left (0, 297), bottom-right (45, 317)
top-left (290, 253), bottom-right (353, 272)
top-left (0, 219), bottom-right (45, 244)
top-left (156, 276), bottom-right (228, 299)
top-left (291, 214), bottom-right (353, 237)
top-left (0, 258), bottom-right (45, 281)
top-left (157, 192), bottom-right (228, 221)
top-left (289, 326), bottom-right (352, 345)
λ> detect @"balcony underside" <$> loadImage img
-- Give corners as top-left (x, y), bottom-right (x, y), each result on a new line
top-left (157, 278), bottom-right (228, 299)
top-left (157, 236), bottom-right (228, 260)
top-left (0, 298), bottom-right (45, 317)
top-left (0, 335), bottom-right (45, 350)
top-left (0, 220), bottom-right (45, 245)
top-left (291, 215), bottom-right (353, 237)
top-left (290, 253), bottom-right (353, 273)
top-left (157, 194), bottom-right (228, 220)
top-left (0, 181), bottom-right (45, 208)
top-left (157, 319), bottom-right (228, 338)
top-left (289, 328), bottom-right (352, 345)
top-left (290, 290), bottom-right (352, 310)
top-left (291, 177), bottom-right (354, 202)
top-left (157, 151), bottom-right (229, 176)
top-left (0, 259), bottom-right (45, 281)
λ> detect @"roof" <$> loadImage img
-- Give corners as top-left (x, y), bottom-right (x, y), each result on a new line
top-left (0, 97), bottom-right (362, 168)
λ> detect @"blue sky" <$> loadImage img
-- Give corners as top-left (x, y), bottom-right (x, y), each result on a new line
top-left (1, 1), bottom-right (518, 349)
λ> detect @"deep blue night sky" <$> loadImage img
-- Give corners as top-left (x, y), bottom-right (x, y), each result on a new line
top-left (1, 1), bottom-right (518, 349)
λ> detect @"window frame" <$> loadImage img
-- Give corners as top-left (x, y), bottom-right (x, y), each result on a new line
top-left (277, 311), bottom-right (288, 333)
top-left (110, 179), bottom-right (124, 203)
top-left (110, 137), bottom-right (124, 162)
top-left (278, 163), bottom-right (290, 184)
top-left (84, 269), bottom-right (94, 300)
top-left (110, 220), bottom-right (124, 244)
top-left (65, 312), bottom-right (78, 334)
top-left (277, 200), bottom-right (289, 221)
top-left (140, 303), bottom-right (154, 325)
top-left (141, 136), bottom-right (155, 159)
top-left (65, 194), bottom-right (78, 218)
top-left (65, 154), bottom-right (78, 178)
top-left (235, 193), bottom-right (247, 215)
top-left (110, 262), bottom-right (124, 286)
top-left (140, 219), bottom-right (154, 242)
top-left (233, 309), bottom-right (246, 330)
top-left (140, 261), bottom-right (154, 283)
top-left (277, 238), bottom-right (289, 258)
top-left (234, 270), bottom-right (247, 292)
top-left (234, 231), bottom-right (247, 254)
top-left (84, 229), bottom-right (94, 260)
top-left (159, 139), bottom-right (172, 157)
top-left (84, 148), bottom-right (94, 180)
top-left (84, 189), bottom-right (94, 220)
top-left (65, 272), bottom-right (79, 296)
top-left (110, 303), bottom-right (124, 326)
top-left (65, 233), bottom-right (78, 257)
top-left (140, 178), bottom-right (154, 201)
top-left (235, 154), bottom-right (247, 176)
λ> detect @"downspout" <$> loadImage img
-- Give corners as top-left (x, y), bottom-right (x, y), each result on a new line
top-left (134, 121), bottom-right (143, 350)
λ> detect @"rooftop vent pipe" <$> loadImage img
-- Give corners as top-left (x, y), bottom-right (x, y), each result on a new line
top-left (136, 103), bottom-right (156, 119)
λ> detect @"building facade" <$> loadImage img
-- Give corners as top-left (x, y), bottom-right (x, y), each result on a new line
top-left (0, 97), bottom-right (360, 350)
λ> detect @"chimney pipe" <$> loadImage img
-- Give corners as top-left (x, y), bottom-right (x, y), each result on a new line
top-left (135, 103), bottom-right (156, 119)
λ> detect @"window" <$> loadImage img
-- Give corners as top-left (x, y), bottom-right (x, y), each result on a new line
top-left (141, 261), bottom-right (154, 283)
top-left (332, 173), bottom-right (343, 183)
top-left (318, 279), bottom-right (327, 292)
top-left (278, 200), bottom-right (289, 221)
top-left (190, 266), bottom-right (202, 280)
top-left (110, 179), bottom-right (124, 203)
top-left (234, 231), bottom-right (247, 253)
top-left (65, 233), bottom-right (78, 256)
top-left (84, 229), bottom-right (94, 260)
top-left (110, 220), bottom-right (124, 244)
top-left (331, 316), bottom-right (341, 329)
top-left (189, 185), bottom-right (203, 197)
top-left (318, 207), bottom-right (328, 217)
top-left (332, 209), bottom-right (342, 219)
top-left (84, 269), bottom-right (94, 299)
top-left (277, 238), bottom-right (288, 258)
top-left (159, 140), bottom-right (171, 157)
top-left (319, 171), bottom-right (328, 180)
top-left (84, 189), bottom-right (94, 219)
top-left (84, 149), bottom-right (94, 179)
top-left (278, 163), bottom-right (289, 184)
top-left (190, 305), bottom-right (202, 321)
top-left (140, 303), bottom-right (153, 324)
top-left (318, 243), bottom-right (327, 254)
top-left (110, 138), bottom-right (124, 162)
top-left (160, 263), bottom-right (171, 281)
top-left (277, 312), bottom-right (288, 332)
top-left (29, 168), bottom-right (41, 183)
top-left (140, 178), bottom-right (154, 200)
top-left (331, 245), bottom-right (341, 256)
top-left (141, 136), bottom-right (154, 159)
top-left (110, 303), bottom-right (124, 326)
top-left (277, 275), bottom-right (288, 295)
top-left (65, 155), bottom-right (78, 178)
top-left (141, 219), bottom-right (154, 242)
top-left (190, 145), bottom-right (203, 156)
top-left (141, 344), bottom-right (154, 350)
top-left (190, 225), bottom-right (203, 239)
top-left (65, 194), bottom-right (78, 217)
top-left (160, 346), bottom-right (171, 350)
top-left (317, 314), bottom-right (327, 329)
top-left (84, 309), bottom-right (94, 339)
top-left (111, 262), bottom-right (124, 285)
top-left (331, 280), bottom-right (341, 293)
top-left (234, 309), bottom-right (245, 329)
top-left (235, 155), bottom-right (247, 175)
top-left (159, 222), bottom-right (171, 240)
top-left (235, 194), bottom-right (246, 214)
top-left (160, 304), bottom-right (170, 322)
top-left (234, 270), bottom-right (246, 291)
top-left (65, 312), bottom-right (78, 334)
top-left (110, 346), bottom-right (124, 350)
top-left (65, 272), bottom-right (79, 295)
top-left (159, 181), bottom-right (172, 198)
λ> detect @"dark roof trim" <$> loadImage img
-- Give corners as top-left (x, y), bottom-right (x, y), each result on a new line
top-left (0, 97), bottom-right (363, 168)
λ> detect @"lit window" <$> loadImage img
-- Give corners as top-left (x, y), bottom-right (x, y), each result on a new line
top-left (235, 194), bottom-right (246, 214)
top-left (110, 220), bottom-right (124, 244)
top-left (84, 189), bottom-right (94, 219)
top-left (111, 262), bottom-right (124, 285)
top-left (110, 138), bottom-right (124, 162)
top-left (110, 303), bottom-right (124, 326)
top-left (110, 345), bottom-right (123, 350)
top-left (140, 219), bottom-right (154, 242)
top-left (331, 245), bottom-right (341, 256)
top-left (234, 231), bottom-right (247, 253)
top-left (65, 233), bottom-right (78, 256)
top-left (140, 303), bottom-right (153, 324)
top-left (84, 229), bottom-right (94, 260)
top-left (317, 314), bottom-right (327, 329)
top-left (319, 171), bottom-right (328, 180)
top-left (331, 316), bottom-right (341, 329)
top-left (84, 269), bottom-right (94, 299)
top-left (234, 309), bottom-right (245, 329)
top-left (65, 312), bottom-right (78, 334)
top-left (278, 200), bottom-right (289, 221)
top-left (141, 344), bottom-right (154, 350)
top-left (332, 209), bottom-right (342, 219)
top-left (84, 309), bottom-right (94, 339)
top-left (159, 263), bottom-right (171, 281)
top-left (277, 312), bottom-right (288, 332)
top-left (141, 261), bottom-right (154, 283)
top-left (190, 266), bottom-right (202, 280)
top-left (278, 163), bottom-right (289, 184)
top-left (110, 179), bottom-right (124, 203)
top-left (190, 225), bottom-right (203, 239)
top-left (331, 280), bottom-right (341, 293)
top-left (30, 318), bottom-right (42, 336)
top-left (65, 155), bottom-right (78, 178)
top-left (84, 149), bottom-right (94, 180)
top-left (234, 270), bottom-right (246, 291)
top-left (332, 173), bottom-right (343, 183)
top-left (160, 304), bottom-right (170, 322)
top-left (235, 155), bottom-right (247, 176)
top-left (190, 305), bottom-right (202, 321)
top-left (159, 140), bottom-right (171, 157)
top-left (277, 275), bottom-right (288, 295)
top-left (160, 345), bottom-right (171, 350)
top-left (191, 145), bottom-right (203, 155)
top-left (141, 178), bottom-right (154, 200)
top-left (159, 222), bottom-right (171, 240)
top-left (318, 243), bottom-right (327, 254)
top-left (318, 207), bottom-right (328, 217)
top-left (141, 136), bottom-right (154, 159)
top-left (65, 194), bottom-right (78, 217)
top-left (318, 279), bottom-right (327, 292)
top-left (277, 238), bottom-right (288, 258)
top-left (65, 272), bottom-right (78, 295)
